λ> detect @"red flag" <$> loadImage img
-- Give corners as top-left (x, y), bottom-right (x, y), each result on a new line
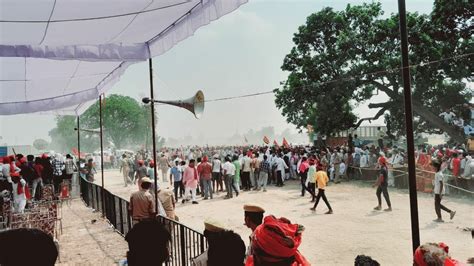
top-left (282, 138), bottom-right (290, 148)
top-left (273, 140), bottom-right (279, 147)
top-left (263, 136), bottom-right (270, 144)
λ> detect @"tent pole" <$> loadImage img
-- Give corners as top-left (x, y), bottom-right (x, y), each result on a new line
top-left (99, 94), bottom-right (105, 217)
top-left (77, 116), bottom-right (81, 169)
top-left (397, 0), bottom-right (420, 254)
top-left (149, 58), bottom-right (159, 215)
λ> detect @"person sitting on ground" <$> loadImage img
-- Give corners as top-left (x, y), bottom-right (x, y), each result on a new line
top-left (125, 219), bottom-right (171, 265)
top-left (354, 255), bottom-right (380, 266)
top-left (0, 228), bottom-right (58, 266)
top-left (246, 215), bottom-right (310, 266)
top-left (413, 242), bottom-right (461, 266)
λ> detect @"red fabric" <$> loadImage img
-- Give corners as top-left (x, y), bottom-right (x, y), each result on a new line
top-left (17, 182), bottom-right (24, 195)
top-left (10, 162), bottom-right (19, 177)
top-left (198, 162), bottom-right (212, 180)
top-left (263, 136), bottom-right (270, 144)
top-left (61, 185), bottom-right (69, 199)
top-left (193, 167), bottom-right (198, 180)
top-left (299, 161), bottom-right (309, 173)
top-left (251, 216), bottom-right (309, 265)
top-left (25, 184), bottom-right (31, 200)
top-left (414, 243), bottom-right (459, 266)
top-left (451, 158), bottom-right (460, 177)
top-left (378, 156), bottom-right (387, 165)
top-left (34, 164), bottom-right (44, 178)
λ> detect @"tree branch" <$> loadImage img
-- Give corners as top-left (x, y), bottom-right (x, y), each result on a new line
top-left (368, 102), bottom-right (391, 109)
top-left (369, 80), bottom-right (400, 99)
top-left (353, 106), bottom-right (388, 129)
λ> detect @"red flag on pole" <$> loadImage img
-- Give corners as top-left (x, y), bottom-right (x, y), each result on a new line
top-left (263, 136), bottom-right (270, 144)
top-left (273, 140), bottom-right (279, 147)
top-left (282, 137), bottom-right (290, 148)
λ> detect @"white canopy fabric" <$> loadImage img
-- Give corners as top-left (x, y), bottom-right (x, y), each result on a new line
top-left (0, 0), bottom-right (247, 115)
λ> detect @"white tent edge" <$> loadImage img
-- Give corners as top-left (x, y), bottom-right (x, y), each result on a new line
top-left (0, 0), bottom-right (248, 116)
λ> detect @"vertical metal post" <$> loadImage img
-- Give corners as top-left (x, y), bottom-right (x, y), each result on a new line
top-left (149, 58), bottom-right (159, 215)
top-left (99, 95), bottom-right (105, 216)
top-left (398, 0), bottom-right (420, 254)
top-left (77, 116), bottom-right (81, 168)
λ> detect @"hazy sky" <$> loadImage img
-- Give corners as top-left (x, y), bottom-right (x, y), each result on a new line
top-left (0, 0), bottom-right (434, 146)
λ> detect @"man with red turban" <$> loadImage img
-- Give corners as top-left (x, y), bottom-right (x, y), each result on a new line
top-left (245, 215), bottom-right (310, 266)
top-left (414, 242), bottom-right (462, 266)
top-left (372, 156), bottom-right (392, 211)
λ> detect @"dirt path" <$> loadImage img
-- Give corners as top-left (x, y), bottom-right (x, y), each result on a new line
top-left (96, 170), bottom-right (474, 265)
top-left (57, 198), bottom-right (128, 265)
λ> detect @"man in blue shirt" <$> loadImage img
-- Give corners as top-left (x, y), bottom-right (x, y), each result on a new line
top-left (170, 161), bottom-right (183, 201)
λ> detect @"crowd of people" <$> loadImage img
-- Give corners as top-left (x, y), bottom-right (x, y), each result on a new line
top-left (0, 153), bottom-right (76, 214)
top-left (121, 135), bottom-right (473, 225)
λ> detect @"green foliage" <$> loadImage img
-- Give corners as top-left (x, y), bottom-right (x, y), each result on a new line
top-left (49, 94), bottom-right (166, 152)
top-left (275, 1), bottom-right (473, 138)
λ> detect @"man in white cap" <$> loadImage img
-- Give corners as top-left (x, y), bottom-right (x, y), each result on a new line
top-left (129, 177), bottom-right (155, 226)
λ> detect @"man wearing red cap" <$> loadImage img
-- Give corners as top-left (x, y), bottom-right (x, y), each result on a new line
top-left (373, 156), bottom-right (392, 211)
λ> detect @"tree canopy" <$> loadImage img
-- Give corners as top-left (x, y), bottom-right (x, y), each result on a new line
top-left (49, 94), bottom-right (165, 153)
top-left (275, 1), bottom-right (473, 142)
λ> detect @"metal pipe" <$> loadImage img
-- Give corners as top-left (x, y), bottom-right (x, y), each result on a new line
top-left (397, 0), bottom-right (420, 254)
top-left (99, 94), bottom-right (105, 217)
top-left (77, 116), bottom-right (80, 169)
top-left (148, 58), bottom-right (159, 215)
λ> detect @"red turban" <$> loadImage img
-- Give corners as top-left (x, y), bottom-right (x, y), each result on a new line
top-left (250, 216), bottom-right (309, 265)
top-left (413, 243), bottom-right (461, 266)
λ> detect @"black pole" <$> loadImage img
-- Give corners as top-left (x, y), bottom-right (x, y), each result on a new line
top-left (149, 58), bottom-right (159, 215)
top-left (77, 116), bottom-right (81, 169)
top-left (398, 0), bottom-right (420, 254)
top-left (99, 94), bottom-right (105, 216)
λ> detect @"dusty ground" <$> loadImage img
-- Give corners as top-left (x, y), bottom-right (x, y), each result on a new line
top-left (57, 198), bottom-right (128, 265)
top-left (96, 169), bottom-right (473, 265)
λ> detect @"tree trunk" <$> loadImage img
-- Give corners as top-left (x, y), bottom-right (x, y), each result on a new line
top-left (411, 100), bottom-right (465, 144)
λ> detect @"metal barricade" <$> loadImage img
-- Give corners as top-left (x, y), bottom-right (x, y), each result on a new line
top-left (79, 176), bottom-right (206, 265)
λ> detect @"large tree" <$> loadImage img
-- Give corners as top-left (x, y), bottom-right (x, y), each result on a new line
top-left (275, 1), bottom-right (473, 142)
top-left (80, 94), bottom-right (147, 149)
top-left (49, 94), bottom-right (166, 152)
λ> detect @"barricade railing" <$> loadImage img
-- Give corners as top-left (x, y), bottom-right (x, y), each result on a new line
top-left (347, 165), bottom-right (474, 198)
top-left (79, 176), bottom-right (207, 265)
